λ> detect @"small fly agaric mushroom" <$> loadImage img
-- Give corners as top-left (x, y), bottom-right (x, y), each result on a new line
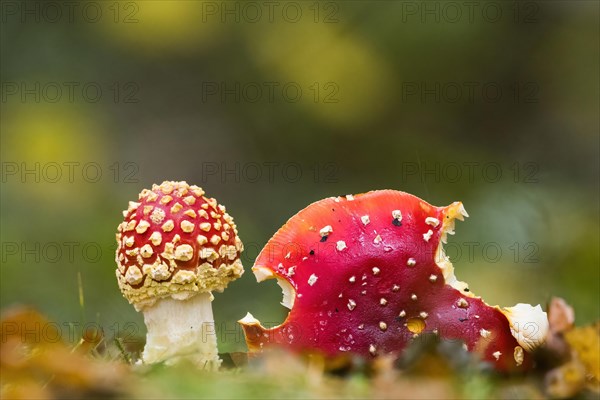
top-left (239, 190), bottom-right (548, 371)
top-left (115, 181), bottom-right (244, 369)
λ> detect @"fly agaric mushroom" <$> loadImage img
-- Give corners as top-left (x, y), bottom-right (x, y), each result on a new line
top-left (115, 181), bottom-right (244, 369)
top-left (239, 190), bottom-right (548, 371)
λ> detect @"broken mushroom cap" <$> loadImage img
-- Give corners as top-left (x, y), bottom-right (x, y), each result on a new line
top-left (239, 190), bottom-right (548, 372)
top-left (115, 181), bottom-right (244, 368)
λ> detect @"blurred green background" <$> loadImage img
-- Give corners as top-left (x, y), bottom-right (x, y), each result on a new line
top-left (1, 1), bottom-right (598, 353)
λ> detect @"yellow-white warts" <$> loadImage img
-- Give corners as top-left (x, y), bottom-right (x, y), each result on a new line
top-left (128, 201), bottom-right (141, 213)
top-left (380, 298), bottom-right (388, 306)
top-left (143, 205), bottom-right (153, 215)
top-left (170, 202), bottom-right (183, 214)
top-left (160, 183), bottom-right (174, 194)
top-left (419, 311), bottom-right (429, 319)
top-left (319, 225), bottom-right (333, 238)
top-left (411, 294), bottom-right (418, 301)
top-left (136, 220), bottom-right (150, 234)
top-left (217, 245), bottom-right (232, 260)
top-left (392, 209), bottom-right (402, 222)
top-left (392, 284), bottom-right (400, 292)
top-left (174, 244), bottom-right (194, 261)
top-left (197, 235), bottom-right (208, 245)
top-left (161, 220), bottom-right (174, 232)
top-left (308, 274), bottom-right (318, 286)
top-left (425, 217), bottom-right (440, 227)
top-left (125, 266), bottom-right (143, 285)
top-left (336, 241), bottom-right (347, 251)
top-left (146, 191), bottom-right (159, 202)
top-left (514, 346), bottom-right (524, 366)
top-left (183, 195), bottom-right (196, 205)
top-left (361, 215), bottom-right (370, 225)
top-left (399, 310), bottom-right (406, 317)
top-left (501, 303), bottom-right (549, 352)
top-left (493, 351), bottom-right (502, 361)
top-left (369, 344), bottom-right (377, 356)
top-left (125, 220), bottom-right (136, 231)
top-left (480, 328), bottom-right (491, 338)
top-left (150, 208), bottom-right (166, 224)
top-left (200, 248), bottom-right (218, 262)
top-left (124, 236), bottom-right (134, 247)
top-left (372, 267), bottom-right (380, 275)
top-left (347, 299), bottom-right (356, 311)
top-left (191, 186), bottom-right (204, 197)
top-left (138, 189), bottom-right (151, 200)
top-left (349, 276), bottom-right (356, 283)
top-left (140, 244), bottom-right (153, 258)
top-left (373, 234), bottom-right (382, 244)
top-left (184, 209), bottom-right (196, 218)
top-left (235, 237), bottom-right (243, 252)
top-left (457, 298), bottom-right (469, 308)
top-left (407, 258), bottom-right (416, 267)
top-left (423, 229), bottom-right (433, 242)
top-left (125, 248), bottom-right (139, 257)
top-left (226, 245), bottom-right (238, 260)
top-left (172, 270), bottom-right (196, 284)
top-left (379, 322), bottom-right (388, 331)
top-left (162, 243), bottom-right (174, 259)
top-left (346, 194), bottom-right (354, 201)
top-left (200, 222), bottom-right (211, 232)
top-left (210, 235), bottom-right (221, 245)
top-left (429, 274), bottom-right (437, 282)
top-left (181, 220), bottom-right (195, 233)
top-left (150, 262), bottom-right (170, 281)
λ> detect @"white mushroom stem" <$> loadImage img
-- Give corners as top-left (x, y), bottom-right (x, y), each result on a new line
top-left (141, 292), bottom-right (220, 370)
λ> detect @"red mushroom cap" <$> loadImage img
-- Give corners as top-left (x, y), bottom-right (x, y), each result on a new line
top-left (116, 181), bottom-right (244, 310)
top-left (239, 190), bottom-right (547, 371)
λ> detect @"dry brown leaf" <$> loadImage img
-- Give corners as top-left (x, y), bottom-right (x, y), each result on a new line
top-left (545, 360), bottom-right (587, 399)
top-left (564, 322), bottom-right (600, 393)
top-left (548, 297), bottom-right (575, 334)
top-left (0, 306), bottom-right (129, 399)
